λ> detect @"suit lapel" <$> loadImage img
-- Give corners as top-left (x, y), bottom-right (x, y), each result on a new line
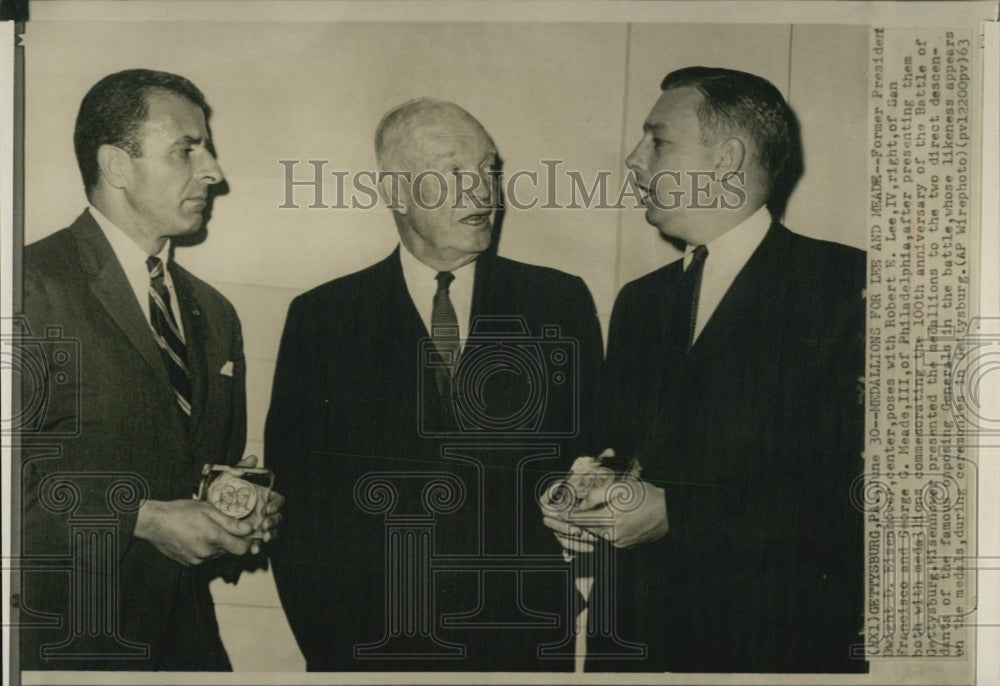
top-left (659, 261), bottom-right (687, 356)
top-left (74, 213), bottom-right (175, 395)
top-left (694, 222), bottom-right (790, 351)
top-left (382, 247), bottom-right (456, 432)
top-left (470, 251), bottom-right (494, 324)
top-left (384, 246), bottom-right (431, 339)
top-left (171, 263), bottom-right (209, 434)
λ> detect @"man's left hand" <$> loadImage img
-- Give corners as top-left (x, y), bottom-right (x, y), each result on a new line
top-left (233, 455), bottom-right (285, 555)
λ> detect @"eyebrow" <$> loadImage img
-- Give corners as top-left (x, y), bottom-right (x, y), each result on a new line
top-left (429, 148), bottom-right (497, 167)
top-left (173, 135), bottom-right (209, 148)
top-left (643, 123), bottom-right (670, 136)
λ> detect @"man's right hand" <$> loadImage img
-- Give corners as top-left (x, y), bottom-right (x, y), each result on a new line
top-left (568, 477), bottom-right (669, 549)
top-left (134, 498), bottom-right (256, 566)
top-left (539, 449), bottom-right (669, 554)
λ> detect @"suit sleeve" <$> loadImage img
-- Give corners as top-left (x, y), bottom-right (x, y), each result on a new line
top-left (568, 276), bottom-right (604, 459)
top-left (226, 310), bottom-right (248, 466)
top-left (264, 296), bottom-right (309, 485)
top-left (599, 284), bottom-right (642, 457)
top-left (263, 295), bottom-right (318, 659)
top-left (809, 249), bottom-right (866, 562)
top-left (19, 262), bottom-right (145, 560)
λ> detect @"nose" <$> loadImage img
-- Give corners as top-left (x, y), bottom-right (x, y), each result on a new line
top-left (625, 140), bottom-right (645, 177)
top-left (475, 168), bottom-right (494, 206)
top-left (198, 149), bottom-right (225, 185)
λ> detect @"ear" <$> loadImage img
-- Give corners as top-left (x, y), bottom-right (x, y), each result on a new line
top-left (715, 137), bottom-right (746, 176)
top-left (96, 144), bottom-right (131, 190)
top-left (377, 171), bottom-right (411, 215)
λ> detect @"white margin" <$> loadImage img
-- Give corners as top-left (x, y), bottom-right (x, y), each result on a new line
top-left (977, 17), bottom-right (1000, 686)
top-left (1, 17), bottom-right (15, 686)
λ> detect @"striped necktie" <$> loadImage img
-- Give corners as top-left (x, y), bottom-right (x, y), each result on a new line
top-left (146, 256), bottom-right (192, 418)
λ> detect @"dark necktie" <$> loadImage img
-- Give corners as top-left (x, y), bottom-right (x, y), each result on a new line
top-left (681, 245), bottom-right (708, 351)
top-left (147, 256), bottom-right (192, 418)
top-left (431, 271), bottom-right (460, 397)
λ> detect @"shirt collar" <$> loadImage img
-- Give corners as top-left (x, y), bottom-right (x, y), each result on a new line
top-left (89, 205), bottom-right (172, 268)
top-left (684, 204), bottom-right (771, 271)
top-left (397, 244), bottom-right (477, 339)
top-left (89, 205), bottom-right (176, 327)
top-left (398, 243), bottom-right (476, 292)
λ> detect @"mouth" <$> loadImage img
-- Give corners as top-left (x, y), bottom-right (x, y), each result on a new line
top-left (459, 211), bottom-right (492, 228)
top-left (636, 183), bottom-right (651, 207)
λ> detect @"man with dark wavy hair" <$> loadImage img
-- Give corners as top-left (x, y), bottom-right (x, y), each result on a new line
top-left (20, 69), bottom-right (282, 671)
top-left (547, 67), bottom-right (867, 673)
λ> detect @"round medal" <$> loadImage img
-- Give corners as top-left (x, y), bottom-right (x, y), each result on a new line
top-left (207, 475), bottom-right (258, 519)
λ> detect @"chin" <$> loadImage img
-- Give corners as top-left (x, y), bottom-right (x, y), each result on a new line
top-left (646, 211), bottom-right (671, 234)
top-left (466, 229), bottom-right (494, 250)
top-left (651, 217), bottom-right (686, 243)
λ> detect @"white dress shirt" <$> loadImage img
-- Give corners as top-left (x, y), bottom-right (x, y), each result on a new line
top-left (398, 244), bottom-right (475, 348)
top-left (683, 204), bottom-right (771, 343)
top-left (89, 206), bottom-right (185, 341)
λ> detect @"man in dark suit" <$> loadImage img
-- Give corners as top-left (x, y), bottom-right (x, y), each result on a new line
top-left (19, 69), bottom-right (282, 671)
top-left (546, 67), bottom-right (867, 673)
top-left (266, 98), bottom-right (602, 671)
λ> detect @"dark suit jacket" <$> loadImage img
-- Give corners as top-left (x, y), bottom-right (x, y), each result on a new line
top-left (592, 223), bottom-right (867, 673)
top-left (19, 210), bottom-right (246, 671)
top-left (266, 247), bottom-right (602, 671)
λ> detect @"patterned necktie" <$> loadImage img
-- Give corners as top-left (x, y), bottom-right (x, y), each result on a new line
top-left (431, 271), bottom-right (460, 397)
top-left (682, 245), bottom-right (708, 351)
top-left (147, 256), bottom-right (192, 418)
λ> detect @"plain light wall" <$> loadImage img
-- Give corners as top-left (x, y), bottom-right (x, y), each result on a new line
top-left (22, 20), bottom-right (867, 671)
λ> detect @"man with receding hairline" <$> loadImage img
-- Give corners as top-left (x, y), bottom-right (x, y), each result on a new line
top-left (375, 99), bottom-right (499, 273)
top-left (266, 98), bottom-right (602, 671)
top-left (545, 67), bottom-right (867, 672)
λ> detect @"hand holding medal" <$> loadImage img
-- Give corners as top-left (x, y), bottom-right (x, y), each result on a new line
top-left (196, 456), bottom-right (285, 554)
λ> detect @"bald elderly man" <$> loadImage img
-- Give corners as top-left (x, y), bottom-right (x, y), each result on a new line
top-left (266, 99), bottom-right (602, 671)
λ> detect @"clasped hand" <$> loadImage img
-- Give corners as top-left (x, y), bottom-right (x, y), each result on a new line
top-left (134, 455), bottom-right (285, 566)
top-left (539, 450), bottom-right (668, 554)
